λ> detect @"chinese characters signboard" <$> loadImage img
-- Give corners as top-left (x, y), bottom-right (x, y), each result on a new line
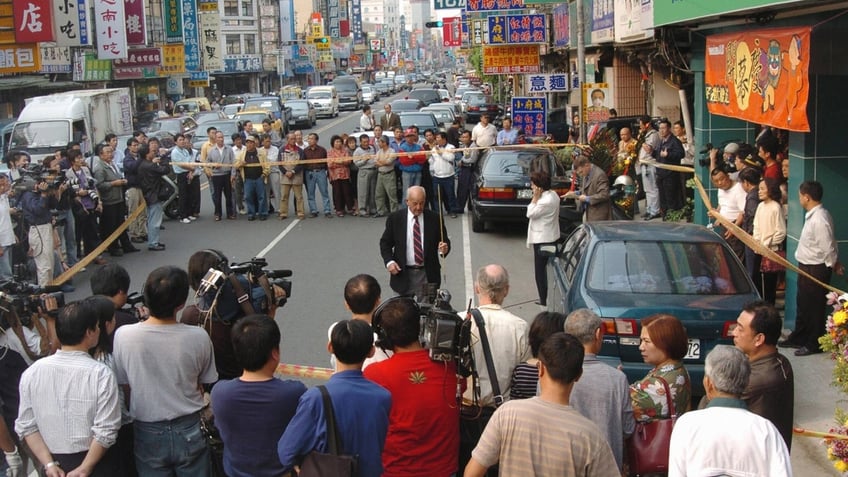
top-left (39, 45), bottom-right (72, 73)
top-left (705, 27), bottom-right (810, 132)
top-left (350, 0), bottom-right (363, 45)
top-left (13, 0), bottom-right (54, 43)
top-left (591, 0), bottom-right (613, 44)
top-left (182, 0), bottom-right (199, 70)
top-left (199, 9), bottom-right (222, 72)
top-left (159, 43), bottom-right (185, 74)
top-left (124, 0), bottom-right (146, 45)
top-left (113, 47), bottom-right (161, 67)
top-left (94, 0), bottom-right (128, 59)
top-left (162, 0), bottom-right (182, 44)
top-left (327, 0), bottom-right (339, 38)
top-left (73, 50), bottom-right (111, 81)
top-left (583, 83), bottom-right (611, 124)
top-left (188, 71), bottom-right (209, 87)
top-left (466, 0), bottom-right (523, 12)
top-left (52, 0), bottom-right (90, 46)
top-left (525, 73), bottom-right (570, 93)
top-left (443, 17), bottom-right (461, 47)
top-left (434, 0), bottom-right (466, 9)
top-left (614, 0), bottom-right (653, 43)
top-left (223, 54), bottom-right (262, 73)
top-left (512, 97), bottom-right (546, 137)
top-left (482, 45), bottom-right (540, 74)
top-left (0, 44), bottom-right (40, 73)
top-left (487, 14), bottom-right (546, 45)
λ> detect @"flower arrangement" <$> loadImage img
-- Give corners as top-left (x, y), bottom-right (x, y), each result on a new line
top-left (820, 292), bottom-right (848, 472)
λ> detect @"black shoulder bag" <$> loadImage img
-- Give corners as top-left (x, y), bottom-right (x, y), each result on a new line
top-left (299, 386), bottom-right (359, 477)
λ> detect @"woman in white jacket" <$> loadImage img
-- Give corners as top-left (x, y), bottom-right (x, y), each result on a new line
top-left (526, 170), bottom-right (561, 309)
top-left (753, 178), bottom-right (786, 305)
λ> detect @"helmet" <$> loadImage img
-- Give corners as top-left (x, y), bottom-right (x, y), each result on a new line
top-left (613, 175), bottom-right (634, 187)
top-left (723, 142), bottom-right (740, 155)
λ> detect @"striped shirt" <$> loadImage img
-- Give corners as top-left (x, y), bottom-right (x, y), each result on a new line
top-left (472, 397), bottom-right (620, 476)
top-left (15, 350), bottom-right (120, 453)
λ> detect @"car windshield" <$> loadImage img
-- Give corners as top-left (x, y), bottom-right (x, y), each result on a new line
top-left (288, 101), bottom-right (309, 112)
top-left (244, 100), bottom-right (279, 111)
top-left (400, 114), bottom-right (437, 128)
top-left (206, 122), bottom-right (238, 136)
top-left (148, 120), bottom-right (181, 133)
top-left (586, 240), bottom-right (751, 295)
top-left (10, 121), bottom-right (69, 148)
top-left (309, 92), bottom-right (331, 99)
top-left (424, 110), bottom-right (453, 122)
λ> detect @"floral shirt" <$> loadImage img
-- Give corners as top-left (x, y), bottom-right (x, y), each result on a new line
top-left (630, 361), bottom-right (691, 422)
top-left (327, 147), bottom-right (352, 181)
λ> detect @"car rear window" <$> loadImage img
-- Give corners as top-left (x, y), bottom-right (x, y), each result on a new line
top-left (587, 241), bottom-right (751, 295)
top-left (482, 151), bottom-right (559, 176)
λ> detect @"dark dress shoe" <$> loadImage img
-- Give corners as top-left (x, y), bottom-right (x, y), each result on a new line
top-left (123, 247), bottom-right (140, 253)
top-left (131, 236), bottom-right (145, 243)
top-left (109, 249), bottom-right (124, 257)
top-left (794, 346), bottom-right (821, 356)
top-left (778, 339), bottom-right (801, 348)
top-left (148, 243), bottom-right (166, 251)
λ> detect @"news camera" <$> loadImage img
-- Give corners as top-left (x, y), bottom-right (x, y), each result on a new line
top-left (0, 276), bottom-right (65, 329)
top-left (11, 164), bottom-right (67, 196)
top-left (418, 289), bottom-right (473, 377)
top-left (228, 258), bottom-right (293, 308)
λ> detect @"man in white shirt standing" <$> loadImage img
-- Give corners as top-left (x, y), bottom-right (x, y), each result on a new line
top-left (668, 345), bottom-right (791, 477)
top-left (16, 298), bottom-right (121, 476)
top-left (429, 132), bottom-right (459, 217)
top-left (783, 181), bottom-right (843, 355)
top-left (471, 114), bottom-right (498, 149)
top-left (708, 167), bottom-right (747, 260)
top-left (359, 105), bottom-right (375, 131)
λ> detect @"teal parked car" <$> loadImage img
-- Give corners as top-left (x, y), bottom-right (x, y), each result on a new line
top-left (545, 221), bottom-right (760, 397)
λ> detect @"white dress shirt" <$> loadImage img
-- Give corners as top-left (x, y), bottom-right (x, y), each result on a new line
top-left (668, 403), bottom-right (791, 477)
top-left (526, 190), bottom-right (561, 247)
top-left (795, 204), bottom-right (839, 267)
top-left (0, 193), bottom-right (16, 247)
top-left (472, 123), bottom-right (498, 148)
top-left (16, 350), bottom-right (120, 453)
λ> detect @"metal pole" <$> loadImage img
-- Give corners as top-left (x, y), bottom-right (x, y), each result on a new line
top-left (575, 0), bottom-right (586, 143)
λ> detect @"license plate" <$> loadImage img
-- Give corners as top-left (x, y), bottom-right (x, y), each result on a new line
top-left (685, 339), bottom-right (700, 359)
top-left (517, 189), bottom-right (533, 199)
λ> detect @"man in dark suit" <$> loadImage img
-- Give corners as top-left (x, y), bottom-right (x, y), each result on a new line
top-left (380, 104), bottom-right (401, 131)
top-left (380, 186), bottom-right (450, 301)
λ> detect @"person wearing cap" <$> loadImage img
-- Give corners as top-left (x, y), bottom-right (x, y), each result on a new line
top-left (398, 129), bottom-right (427, 202)
top-left (710, 142), bottom-right (741, 180)
top-left (234, 135), bottom-right (270, 221)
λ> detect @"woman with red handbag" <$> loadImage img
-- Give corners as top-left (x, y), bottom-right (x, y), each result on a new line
top-left (753, 178), bottom-right (787, 305)
top-left (628, 314), bottom-right (692, 475)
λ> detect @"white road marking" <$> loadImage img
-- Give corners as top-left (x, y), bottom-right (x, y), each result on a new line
top-left (256, 219), bottom-right (301, 257)
top-left (462, 213), bottom-right (474, 308)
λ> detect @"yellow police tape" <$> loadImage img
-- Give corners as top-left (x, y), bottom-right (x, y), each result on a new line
top-left (276, 363), bottom-right (333, 380)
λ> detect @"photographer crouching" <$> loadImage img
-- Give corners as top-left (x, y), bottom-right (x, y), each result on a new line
top-left (182, 250), bottom-right (291, 381)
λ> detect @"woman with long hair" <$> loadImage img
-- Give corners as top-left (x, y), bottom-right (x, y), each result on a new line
top-left (525, 169), bottom-right (561, 309)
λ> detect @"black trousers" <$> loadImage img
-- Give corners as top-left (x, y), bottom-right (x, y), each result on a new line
top-left (211, 175), bottom-right (234, 218)
top-left (99, 202), bottom-right (133, 251)
top-left (790, 263), bottom-right (832, 351)
top-left (74, 208), bottom-right (101, 258)
top-left (177, 173), bottom-right (201, 218)
top-left (52, 448), bottom-right (118, 477)
top-left (657, 171), bottom-right (683, 212)
top-left (459, 407), bottom-right (498, 477)
top-left (533, 243), bottom-right (550, 306)
top-left (456, 166), bottom-right (475, 212)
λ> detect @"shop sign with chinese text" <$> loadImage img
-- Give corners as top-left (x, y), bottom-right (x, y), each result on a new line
top-left (591, 0), bottom-right (613, 44)
top-left (512, 97), bottom-right (546, 137)
top-left (466, 0), bottom-right (523, 13)
top-left (159, 43), bottom-right (185, 74)
top-left (73, 50), bottom-right (111, 81)
top-left (223, 54), bottom-right (262, 73)
top-left (39, 45), bottom-right (72, 73)
top-left (482, 45), bottom-right (540, 74)
top-left (13, 0), bottom-right (54, 43)
top-left (182, 0), bottom-right (200, 70)
top-left (199, 10), bottom-right (222, 72)
top-left (124, 0), bottom-right (146, 45)
top-left (188, 71), bottom-right (209, 87)
top-left (552, 3), bottom-right (568, 47)
top-left (614, 0), bottom-right (653, 43)
top-left (113, 47), bottom-right (161, 67)
top-left (443, 17), bottom-right (461, 47)
top-left (113, 65), bottom-right (159, 79)
top-left (0, 43), bottom-right (39, 73)
top-left (487, 14), bottom-right (546, 45)
top-left (525, 73), bottom-right (569, 93)
top-left (162, 0), bottom-right (182, 44)
top-left (705, 27), bottom-right (810, 132)
top-left (94, 0), bottom-right (127, 59)
top-left (52, 0), bottom-right (90, 46)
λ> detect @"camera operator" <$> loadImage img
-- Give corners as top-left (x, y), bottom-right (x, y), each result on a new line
top-left (20, 175), bottom-right (60, 287)
top-left (137, 143), bottom-right (170, 251)
top-left (0, 289), bottom-right (60, 365)
top-left (0, 173), bottom-right (16, 280)
top-left (66, 147), bottom-right (105, 264)
top-left (182, 250), bottom-right (286, 381)
top-left (5, 152), bottom-right (29, 182)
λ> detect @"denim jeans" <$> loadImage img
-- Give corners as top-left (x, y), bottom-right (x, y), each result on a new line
top-left (401, 171), bottom-right (422, 201)
top-left (147, 202), bottom-right (163, 247)
top-left (0, 245), bottom-right (11, 279)
top-left (134, 413), bottom-right (210, 477)
top-left (430, 175), bottom-right (458, 213)
top-left (305, 169), bottom-right (331, 214)
top-left (243, 177), bottom-right (267, 218)
top-left (61, 208), bottom-right (77, 265)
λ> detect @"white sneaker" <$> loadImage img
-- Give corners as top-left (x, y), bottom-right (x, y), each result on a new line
top-left (188, 216), bottom-right (198, 221)
top-left (180, 218), bottom-right (191, 224)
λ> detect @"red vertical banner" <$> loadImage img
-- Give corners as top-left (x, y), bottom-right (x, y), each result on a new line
top-left (443, 17), bottom-right (461, 47)
top-left (13, 0), bottom-right (54, 42)
top-left (705, 27), bottom-right (811, 132)
top-left (124, 0), bottom-right (146, 45)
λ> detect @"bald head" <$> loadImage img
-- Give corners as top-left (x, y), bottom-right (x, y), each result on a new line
top-left (406, 186), bottom-right (427, 216)
top-left (475, 264), bottom-right (510, 305)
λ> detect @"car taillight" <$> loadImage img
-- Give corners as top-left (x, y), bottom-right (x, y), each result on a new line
top-left (469, 106), bottom-right (480, 111)
top-left (552, 187), bottom-right (570, 196)
top-left (722, 321), bottom-right (738, 338)
top-left (477, 187), bottom-right (514, 200)
top-left (601, 318), bottom-right (639, 336)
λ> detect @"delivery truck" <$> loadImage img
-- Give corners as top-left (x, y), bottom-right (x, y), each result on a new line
top-left (9, 88), bottom-right (133, 158)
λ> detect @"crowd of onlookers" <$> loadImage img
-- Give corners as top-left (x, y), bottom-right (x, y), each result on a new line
top-left (0, 252), bottom-right (796, 476)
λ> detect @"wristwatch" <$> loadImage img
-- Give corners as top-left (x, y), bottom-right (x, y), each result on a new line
top-left (43, 461), bottom-right (61, 472)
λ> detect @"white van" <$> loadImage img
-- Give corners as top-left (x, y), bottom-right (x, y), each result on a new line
top-left (306, 86), bottom-right (339, 118)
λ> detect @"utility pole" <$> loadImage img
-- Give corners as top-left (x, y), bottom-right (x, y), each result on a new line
top-left (575, 0), bottom-right (586, 143)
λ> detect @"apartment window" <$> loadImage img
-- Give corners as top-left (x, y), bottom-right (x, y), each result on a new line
top-left (226, 34), bottom-right (241, 54)
top-left (244, 35), bottom-right (256, 54)
top-left (241, 0), bottom-right (253, 16)
top-left (224, 0), bottom-right (238, 16)
top-left (224, 0), bottom-right (254, 17)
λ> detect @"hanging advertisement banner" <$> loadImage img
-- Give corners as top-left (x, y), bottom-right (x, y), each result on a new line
top-left (39, 45), bottom-right (72, 73)
top-left (466, 0), bottom-right (523, 12)
top-left (705, 27), bottom-right (811, 132)
top-left (591, 0), bottom-right (614, 44)
top-left (552, 3), bottom-right (569, 48)
top-left (94, 0), bottom-right (128, 59)
top-left (0, 43), bottom-right (39, 73)
top-left (51, 0), bottom-right (90, 46)
top-left (482, 45), bottom-right (540, 74)
top-left (159, 43), bottom-right (186, 74)
top-left (162, 0), bottom-right (182, 44)
top-left (525, 73), bottom-right (570, 93)
top-left (583, 83), bottom-right (611, 124)
top-left (614, 0), bottom-right (653, 43)
top-left (199, 11), bottom-right (222, 71)
top-left (443, 17), bottom-right (461, 47)
top-left (351, 0), bottom-right (363, 44)
top-left (487, 14), bottom-right (546, 45)
top-left (113, 47), bottom-right (161, 67)
top-left (13, 0), bottom-right (54, 43)
top-left (512, 97), bottom-right (546, 137)
top-left (279, 0), bottom-right (294, 43)
top-left (188, 71), bottom-right (209, 87)
top-left (124, 0), bottom-right (147, 45)
top-left (182, 0), bottom-right (200, 70)
top-left (327, 0), bottom-right (339, 38)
